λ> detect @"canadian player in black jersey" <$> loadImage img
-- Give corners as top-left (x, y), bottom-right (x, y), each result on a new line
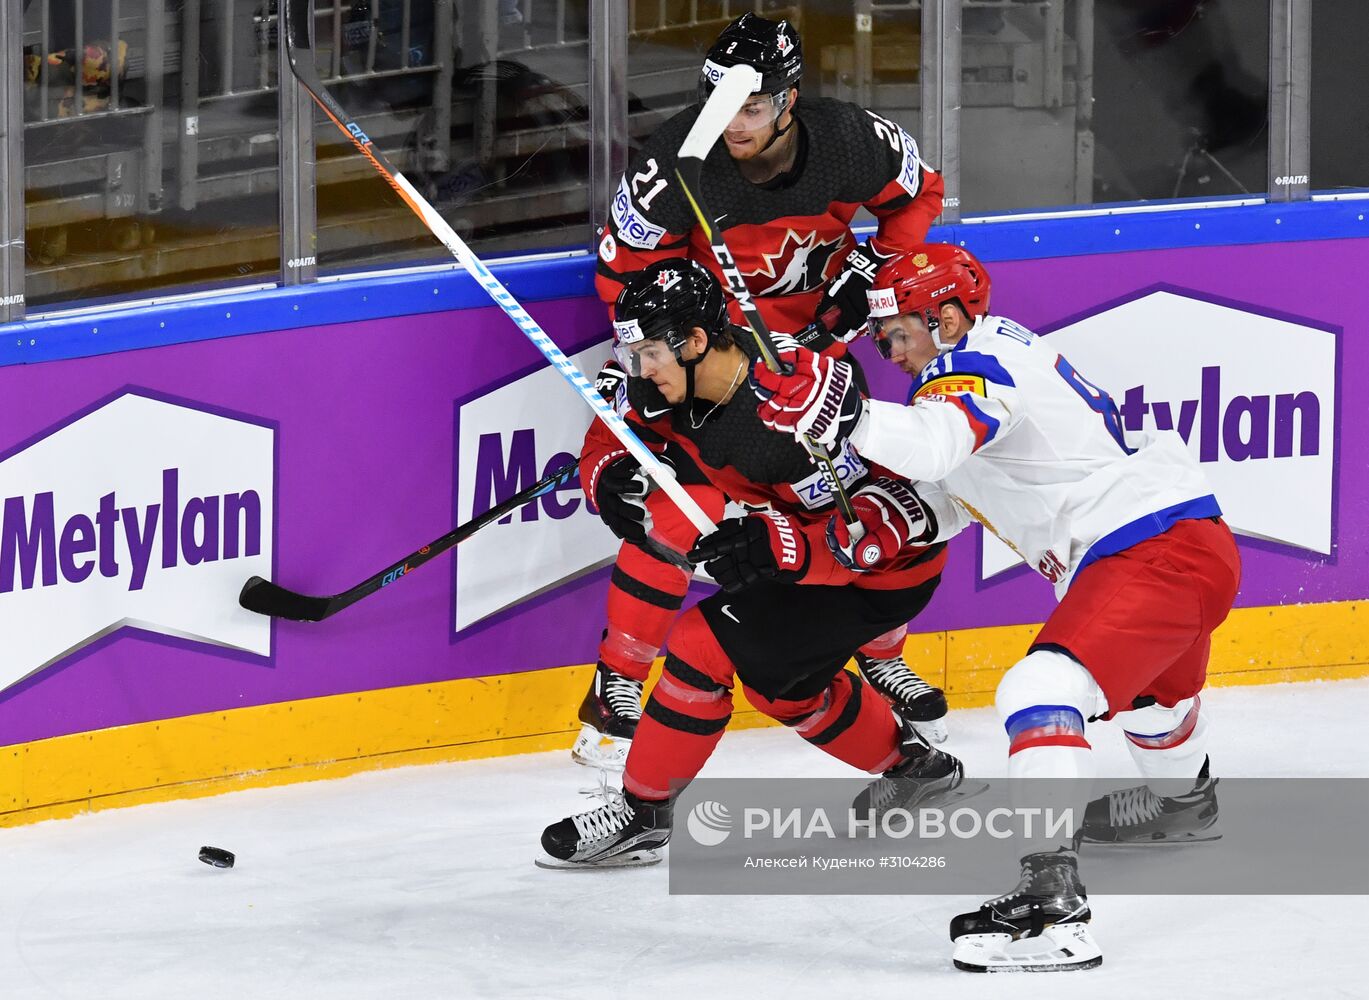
top-left (571, 13), bottom-right (950, 768)
top-left (540, 260), bottom-right (968, 868)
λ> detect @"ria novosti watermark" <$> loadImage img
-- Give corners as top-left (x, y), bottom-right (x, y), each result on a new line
top-left (694, 801), bottom-right (1075, 843)
top-left (668, 778), bottom-right (1369, 896)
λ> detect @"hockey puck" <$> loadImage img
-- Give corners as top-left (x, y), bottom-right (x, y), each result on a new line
top-left (198, 846), bottom-right (235, 869)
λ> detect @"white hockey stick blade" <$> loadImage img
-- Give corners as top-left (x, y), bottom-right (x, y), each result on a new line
top-left (678, 64), bottom-right (761, 162)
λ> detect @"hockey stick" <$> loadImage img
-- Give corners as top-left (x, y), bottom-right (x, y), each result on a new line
top-left (673, 65), bottom-right (860, 527)
top-left (240, 461), bottom-right (578, 622)
top-left (280, 0), bottom-right (714, 537)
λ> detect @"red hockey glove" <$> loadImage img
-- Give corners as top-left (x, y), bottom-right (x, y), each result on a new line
top-left (826, 478), bottom-right (938, 572)
top-left (750, 345), bottom-right (866, 451)
top-left (688, 511), bottom-right (811, 593)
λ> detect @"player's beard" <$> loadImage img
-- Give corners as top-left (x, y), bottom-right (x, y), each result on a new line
top-left (724, 118), bottom-right (788, 162)
top-left (723, 130), bottom-right (766, 159)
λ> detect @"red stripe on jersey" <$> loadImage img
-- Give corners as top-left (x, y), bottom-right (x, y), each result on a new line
top-left (945, 394), bottom-right (992, 451)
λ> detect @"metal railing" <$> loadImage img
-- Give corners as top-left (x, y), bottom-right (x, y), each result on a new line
top-left (0, 0), bottom-right (1326, 327)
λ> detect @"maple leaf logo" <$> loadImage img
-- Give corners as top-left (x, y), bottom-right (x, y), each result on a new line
top-left (743, 231), bottom-right (845, 296)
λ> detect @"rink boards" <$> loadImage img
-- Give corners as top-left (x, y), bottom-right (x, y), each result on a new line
top-left (1, 200), bottom-right (1366, 826)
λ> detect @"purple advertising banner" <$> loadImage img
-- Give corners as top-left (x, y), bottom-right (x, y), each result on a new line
top-left (1, 238), bottom-right (1364, 747)
top-left (855, 238), bottom-right (1362, 632)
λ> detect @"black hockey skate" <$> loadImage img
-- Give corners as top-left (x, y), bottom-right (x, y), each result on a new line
top-left (537, 787), bottom-right (671, 870)
top-left (1077, 757), bottom-right (1220, 846)
top-left (855, 652), bottom-right (949, 743)
top-left (570, 662), bottom-right (643, 770)
top-left (852, 718), bottom-right (981, 817)
top-left (950, 849), bottom-right (1102, 972)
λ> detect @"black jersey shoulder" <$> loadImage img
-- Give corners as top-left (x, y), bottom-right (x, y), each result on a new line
top-left (615, 98), bottom-right (916, 239)
top-left (612, 106), bottom-right (706, 242)
top-left (693, 97), bottom-right (911, 230)
top-left (787, 97), bottom-right (912, 204)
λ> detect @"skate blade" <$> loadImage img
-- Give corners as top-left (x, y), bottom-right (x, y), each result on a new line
top-left (569, 725), bottom-right (629, 770)
top-left (1080, 827), bottom-right (1222, 847)
top-left (534, 849), bottom-right (662, 871)
top-left (931, 779), bottom-right (990, 808)
top-left (952, 923), bottom-right (1102, 973)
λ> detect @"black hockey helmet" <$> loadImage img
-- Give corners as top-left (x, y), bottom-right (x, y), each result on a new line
top-left (612, 259), bottom-right (728, 377)
top-left (699, 13), bottom-right (803, 106)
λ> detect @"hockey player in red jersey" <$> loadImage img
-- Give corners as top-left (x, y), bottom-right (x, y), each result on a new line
top-left (573, 12), bottom-right (950, 766)
top-left (751, 243), bottom-right (1242, 971)
top-left (540, 260), bottom-right (969, 868)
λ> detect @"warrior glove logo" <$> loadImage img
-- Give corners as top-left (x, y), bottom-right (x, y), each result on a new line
top-left (761, 509), bottom-right (800, 567)
top-left (805, 361), bottom-right (853, 445)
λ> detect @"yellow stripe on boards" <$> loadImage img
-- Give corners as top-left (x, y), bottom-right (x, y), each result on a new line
top-left (918, 600), bottom-right (1367, 708)
top-left (2, 600), bottom-right (1363, 828)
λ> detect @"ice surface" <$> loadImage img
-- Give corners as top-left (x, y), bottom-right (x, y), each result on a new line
top-left (3, 678), bottom-right (1366, 999)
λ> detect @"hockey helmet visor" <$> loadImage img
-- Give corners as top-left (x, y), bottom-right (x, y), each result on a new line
top-left (866, 244), bottom-right (992, 358)
top-left (612, 322), bottom-right (680, 378)
top-left (612, 260), bottom-right (728, 376)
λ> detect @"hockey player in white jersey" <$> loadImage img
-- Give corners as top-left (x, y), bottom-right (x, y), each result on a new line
top-left (750, 243), bottom-right (1241, 972)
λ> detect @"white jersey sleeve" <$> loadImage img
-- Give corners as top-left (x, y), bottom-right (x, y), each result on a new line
top-left (852, 315), bottom-right (1221, 597)
top-left (914, 479), bottom-right (975, 544)
top-left (852, 347), bottom-right (1024, 482)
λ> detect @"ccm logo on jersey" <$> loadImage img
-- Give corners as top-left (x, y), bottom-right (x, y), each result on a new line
top-left (612, 178), bottom-right (667, 249)
top-left (915, 375), bottom-right (987, 399)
